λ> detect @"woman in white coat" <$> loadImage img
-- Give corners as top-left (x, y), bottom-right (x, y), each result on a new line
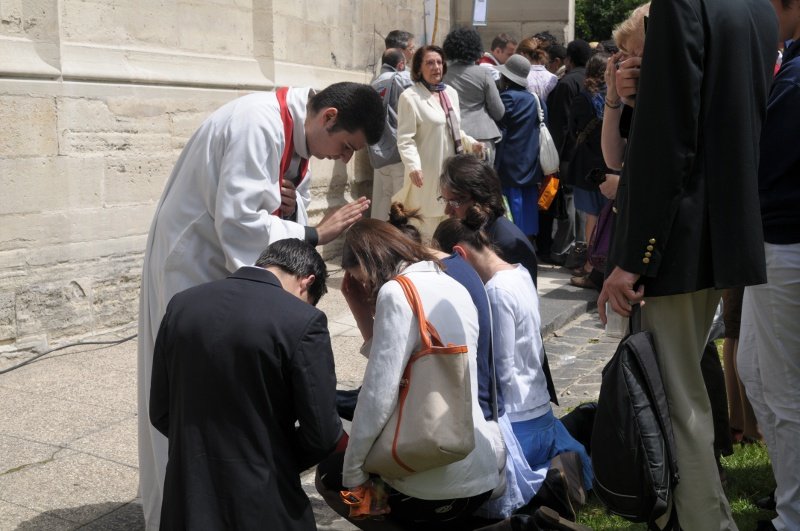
top-left (393, 45), bottom-right (484, 242)
top-left (316, 219), bottom-right (501, 529)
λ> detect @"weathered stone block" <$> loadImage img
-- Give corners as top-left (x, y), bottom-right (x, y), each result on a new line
top-left (0, 95), bottom-right (58, 157)
top-left (15, 279), bottom-right (94, 340)
top-left (0, 207), bottom-right (152, 264)
top-left (91, 255), bottom-right (142, 331)
top-left (0, 291), bottom-right (15, 343)
top-left (176, 2), bottom-right (252, 55)
top-left (103, 155), bottom-right (176, 205)
top-left (0, 156), bottom-right (104, 216)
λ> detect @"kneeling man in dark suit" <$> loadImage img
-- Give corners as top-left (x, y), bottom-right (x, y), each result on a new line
top-left (150, 238), bottom-right (343, 530)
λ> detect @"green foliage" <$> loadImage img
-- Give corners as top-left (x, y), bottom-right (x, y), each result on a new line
top-left (576, 442), bottom-right (776, 529)
top-left (574, 0), bottom-right (646, 42)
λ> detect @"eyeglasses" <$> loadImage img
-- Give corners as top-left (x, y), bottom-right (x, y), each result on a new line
top-left (437, 195), bottom-right (466, 209)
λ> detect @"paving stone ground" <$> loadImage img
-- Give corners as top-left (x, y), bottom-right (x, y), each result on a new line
top-left (0, 263), bottom-right (615, 530)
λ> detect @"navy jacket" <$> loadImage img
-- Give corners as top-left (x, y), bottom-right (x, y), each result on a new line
top-left (495, 86), bottom-right (545, 188)
top-left (759, 39), bottom-right (800, 244)
top-left (443, 253), bottom-right (504, 420)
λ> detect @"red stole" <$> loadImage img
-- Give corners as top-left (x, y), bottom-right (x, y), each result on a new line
top-left (274, 87), bottom-right (310, 216)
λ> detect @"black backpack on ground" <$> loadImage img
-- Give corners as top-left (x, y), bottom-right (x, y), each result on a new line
top-left (590, 305), bottom-right (679, 530)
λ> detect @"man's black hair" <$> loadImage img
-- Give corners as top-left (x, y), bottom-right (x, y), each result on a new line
top-left (548, 44), bottom-right (567, 61)
top-left (385, 30), bottom-right (414, 50)
top-left (534, 31), bottom-right (559, 48)
top-left (443, 26), bottom-right (484, 63)
top-left (255, 239), bottom-right (328, 305)
top-left (566, 39), bottom-right (592, 68)
top-left (309, 82), bottom-right (385, 145)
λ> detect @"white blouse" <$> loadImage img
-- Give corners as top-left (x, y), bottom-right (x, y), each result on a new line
top-left (486, 265), bottom-right (551, 423)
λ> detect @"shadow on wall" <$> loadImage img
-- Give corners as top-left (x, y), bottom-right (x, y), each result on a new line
top-left (16, 501), bottom-right (144, 530)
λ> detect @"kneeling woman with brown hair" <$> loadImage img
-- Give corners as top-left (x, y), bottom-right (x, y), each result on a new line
top-left (433, 208), bottom-right (593, 508)
top-left (316, 218), bottom-right (502, 530)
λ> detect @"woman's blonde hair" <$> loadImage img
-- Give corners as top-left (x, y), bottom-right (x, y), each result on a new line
top-left (612, 2), bottom-right (651, 50)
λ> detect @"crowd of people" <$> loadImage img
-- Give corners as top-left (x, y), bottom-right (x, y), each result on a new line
top-left (137, 0), bottom-right (799, 529)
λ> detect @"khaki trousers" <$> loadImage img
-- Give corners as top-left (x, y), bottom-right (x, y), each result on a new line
top-left (641, 289), bottom-right (738, 531)
top-left (371, 162), bottom-right (405, 221)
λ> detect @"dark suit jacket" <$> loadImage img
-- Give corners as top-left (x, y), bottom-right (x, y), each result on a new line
top-left (609, 0), bottom-right (777, 296)
top-left (546, 66), bottom-right (585, 161)
top-left (150, 266), bottom-right (342, 530)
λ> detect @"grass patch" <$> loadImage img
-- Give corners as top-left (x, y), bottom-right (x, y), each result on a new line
top-left (576, 442), bottom-right (775, 529)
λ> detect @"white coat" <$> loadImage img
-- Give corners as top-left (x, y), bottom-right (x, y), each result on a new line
top-left (342, 261), bottom-right (500, 500)
top-left (137, 88), bottom-right (314, 530)
top-left (393, 83), bottom-right (475, 240)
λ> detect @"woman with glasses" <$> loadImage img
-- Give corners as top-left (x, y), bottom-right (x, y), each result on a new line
top-left (393, 45), bottom-right (485, 242)
top-left (438, 154), bottom-right (538, 287)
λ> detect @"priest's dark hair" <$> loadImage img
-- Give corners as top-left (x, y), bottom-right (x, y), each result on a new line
top-left (309, 82), bottom-right (385, 145)
top-left (255, 239), bottom-right (328, 305)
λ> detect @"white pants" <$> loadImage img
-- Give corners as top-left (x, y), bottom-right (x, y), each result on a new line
top-left (370, 162), bottom-right (405, 221)
top-left (739, 242), bottom-right (800, 531)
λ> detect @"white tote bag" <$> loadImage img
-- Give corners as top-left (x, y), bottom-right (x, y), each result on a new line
top-left (533, 92), bottom-right (560, 175)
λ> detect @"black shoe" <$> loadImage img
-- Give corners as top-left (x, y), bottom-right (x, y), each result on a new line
top-left (754, 519), bottom-right (777, 531)
top-left (563, 243), bottom-right (587, 270)
top-left (754, 490), bottom-right (776, 511)
top-left (533, 507), bottom-right (592, 531)
top-left (533, 468), bottom-right (577, 521)
top-left (549, 452), bottom-right (587, 507)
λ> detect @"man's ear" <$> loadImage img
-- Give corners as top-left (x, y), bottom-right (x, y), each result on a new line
top-left (321, 107), bottom-right (338, 128)
top-left (299, 274), bottom-right (316, 296)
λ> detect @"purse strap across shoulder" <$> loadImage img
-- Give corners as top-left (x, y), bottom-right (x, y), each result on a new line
top-left (394, 275), bottom-right (445, 349)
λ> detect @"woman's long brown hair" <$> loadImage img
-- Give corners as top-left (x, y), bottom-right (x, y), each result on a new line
top-left (341, 219), bottom-right (442, 301)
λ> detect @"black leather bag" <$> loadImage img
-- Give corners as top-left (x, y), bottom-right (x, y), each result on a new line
top-left (590, 305), bottom-right (679, 530)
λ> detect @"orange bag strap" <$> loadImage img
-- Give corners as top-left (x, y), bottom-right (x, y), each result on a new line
top-left (394, 275), bottom-right (441, 349)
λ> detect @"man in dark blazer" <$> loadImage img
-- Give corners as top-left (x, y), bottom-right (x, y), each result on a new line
top-left (150, 239), bottom-right (343, 530)
top-left (598, 0), bottom-right (777, 528)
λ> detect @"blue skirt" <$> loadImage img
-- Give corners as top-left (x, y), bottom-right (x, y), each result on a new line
top-left (511, 409), bottom-right (594, 490)
top-left (574, 187), bottom-right (608, 216)
top-left (503, 186), bottom-right (539, 237)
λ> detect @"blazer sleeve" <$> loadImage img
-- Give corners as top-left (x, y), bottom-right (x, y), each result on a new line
top-left (149, 302), bottom-right (174, 437)
top-left (289, 311), bottom-right (344, 472)
top-left (610, 0), bottom-right (704, 278)
top-left (396, 89), bottom-right (423, 176)
top-left (484, 69), bottom-right (505, 121)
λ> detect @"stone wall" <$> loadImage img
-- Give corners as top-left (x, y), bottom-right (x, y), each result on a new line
top-left (0, 0), bottom-right (567, 354)
top-left (452, 0), bottom-right (575, 47)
